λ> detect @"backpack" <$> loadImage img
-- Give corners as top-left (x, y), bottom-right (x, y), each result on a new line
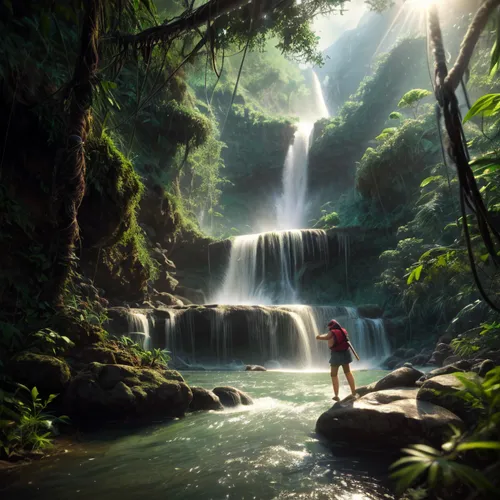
top-left (329, 327), bottom-right (349, 352)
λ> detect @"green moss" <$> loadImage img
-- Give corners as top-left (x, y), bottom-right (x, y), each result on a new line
top-left (221, 104), bottom-right (296, 178)
top-left (86, 134), bottom-right (143, 229)
top-left (11, 352), bottom-right (71, 394)
top-left (355, 112), bottom-right (439, 209)
top-left (85, 133), bottom-right (159, 287)
top-left (165, 190), bottom-right (204, 239)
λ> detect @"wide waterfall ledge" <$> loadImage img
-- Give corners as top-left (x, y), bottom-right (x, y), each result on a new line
top-left (109, 305), bottom-right (390, 371)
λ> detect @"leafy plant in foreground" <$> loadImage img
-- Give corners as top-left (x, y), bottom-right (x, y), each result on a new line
top-left (0, 384), bottom-right (68, 458)
top-left (391, 368), bottom-right (500, 498)
top-left (25, 328), bottom-right (75, 356)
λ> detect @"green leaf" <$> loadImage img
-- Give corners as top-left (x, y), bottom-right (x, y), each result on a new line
top-left (428, 461), bottom-right (440, 488)
top-left (390, 456), bottom-right (426, 469)
top-left (407, 265), bottom-right (423, 285)
top-left (414, 265), bottom-right (423, 281)
top-left (391, 463), bottom-right (430, 493)
top-left (389, 111), bottom-right (403, 120)
top-left (463, 94), bottom-right (500, 123)
top-left (456, 441), bottom-right (500, 452)
top-left (398, 89), bottom-right (432, 109)
top-left (31, 387), bottom-right (39, 401)
top-left (409, 444), bottom-right (440, 456)
top-left (420, 175), bottom-right (443, 188)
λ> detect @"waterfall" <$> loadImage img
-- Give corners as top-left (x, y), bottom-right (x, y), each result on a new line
top-left (275, 71), bottom-right (329, 231)
top-left (165, 310), bottom-right (178, 356)
top-left (214, 229), bottom-right (329, 305)
top-left (209, 307), bottom-right (232, 365)
top-left (276, 122), bottom-right (314, 230)
top-left (311, 71), bottom-right (330, 119)
top-left (161, 305), bottom-right (390, 368)
top-left (126, 311), bottom-right (151, 350)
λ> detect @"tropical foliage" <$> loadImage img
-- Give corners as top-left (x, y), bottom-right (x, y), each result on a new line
top-left (391, 368), bottom-right (500, 498)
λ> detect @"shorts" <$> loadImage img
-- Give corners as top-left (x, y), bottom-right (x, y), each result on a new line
top-left (329, 349), bottom-right (353, 367)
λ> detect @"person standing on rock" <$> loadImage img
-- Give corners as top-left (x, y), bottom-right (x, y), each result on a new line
top-left (316, 319), bottom-right (357, 401)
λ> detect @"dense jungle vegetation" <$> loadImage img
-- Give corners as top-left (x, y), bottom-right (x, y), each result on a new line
top-left (1, 0), bottom-right (500, 498)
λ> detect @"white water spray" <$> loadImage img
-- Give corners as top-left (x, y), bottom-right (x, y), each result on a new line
top-left (127, 311), bottom-right (151, 350)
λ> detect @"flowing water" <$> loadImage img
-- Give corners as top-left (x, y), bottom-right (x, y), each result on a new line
top-left (1, 370), bottom-right (396, 500)
top-left (275, 71), bottom-right (329, 231)
top-left (126, 311), bottom-right (151, 350)
top-left (276, 122), bottom-right (314, 231)
top-left (214, 230), bottom-right (329, 305)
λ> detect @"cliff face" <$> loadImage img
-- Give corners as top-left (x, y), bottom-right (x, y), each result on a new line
top-left (216, 108), bottom-right (297, 235)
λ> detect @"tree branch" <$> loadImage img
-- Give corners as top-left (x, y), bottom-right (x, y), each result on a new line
top-left (104, 0), bottom-right (250, 47)
top-left (446, 0), bottom-right (500, 91)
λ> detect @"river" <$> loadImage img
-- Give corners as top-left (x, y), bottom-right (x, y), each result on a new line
top-left (1, 370), bottom-right (397, 500)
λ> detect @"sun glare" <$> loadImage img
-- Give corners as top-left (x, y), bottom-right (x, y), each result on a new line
top-left (408, 0), bottom-right (436, 10)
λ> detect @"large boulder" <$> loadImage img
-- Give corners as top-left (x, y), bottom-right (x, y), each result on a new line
top-left (212, 386), bottom-right (253, 407)
top-left (189, 387), bottom-right (224, 411)
top-left (417, 373), bottom-right (480, 425)
top-left (10, 353), bottom-right (71, 395)
top-left (353, 366), bottom-right (424, 398)
top-left (372, 366), bottom-right (424, 391)
top-left (428, 343), bottom-right (455, 366)
top-left (359, 387), bottom-right (419, 404)
top-left (316, 394), bottom-right (464, 449)
top-left (65, 363), bottom-right (192, 421)
top-left (416, 363), bottom-right (468, 386)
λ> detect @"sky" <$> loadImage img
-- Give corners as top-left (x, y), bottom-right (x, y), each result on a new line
top-left (312, 0), bottom-right (369, 51)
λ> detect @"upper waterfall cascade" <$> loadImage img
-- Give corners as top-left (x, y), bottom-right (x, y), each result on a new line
top-left (275, 71), bottom-right (330, 231)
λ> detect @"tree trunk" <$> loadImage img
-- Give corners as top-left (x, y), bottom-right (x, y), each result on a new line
top-left (49, 0), bottom-right (100, 306)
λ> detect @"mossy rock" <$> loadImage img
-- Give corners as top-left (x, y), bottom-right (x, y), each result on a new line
top-left (80, 134), bottom-right (143, 250)
top-left (65, 363), bottom-right (192, 421)
top-left (68, 344), bottom-right (139, 367)
top-left (10, 353), bottom-right (71, 395)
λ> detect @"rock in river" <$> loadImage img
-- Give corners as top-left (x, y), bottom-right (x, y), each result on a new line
top-left (189, 387), bottom-right (224, 411)
top-left (213, 386), bottom-right (253, 407)
top-left (316, 390), bottom-right (464, 449)
top-left (245, 365), bottom-right (267, 371)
